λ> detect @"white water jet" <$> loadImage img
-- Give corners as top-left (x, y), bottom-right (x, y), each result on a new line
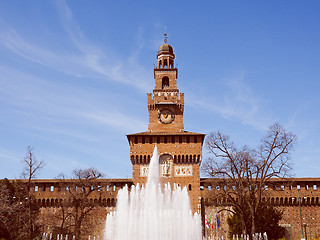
top-left (104, 145), bottom-right (202, 240)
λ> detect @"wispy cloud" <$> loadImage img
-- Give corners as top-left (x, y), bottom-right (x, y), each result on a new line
top-left (0, 148), bottom-right (21, 164)
top-left (0, 1), bottom-right (152, 92)
top-left (0, 65), bottom-right (146, 137)
top-left (188, 71), bottom-right (275, 130)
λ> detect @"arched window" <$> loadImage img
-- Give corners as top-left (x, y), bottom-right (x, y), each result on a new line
top-left (163, 59), bottom-right (168, 68)
top-left (162, 76), bottom-right (169, 89)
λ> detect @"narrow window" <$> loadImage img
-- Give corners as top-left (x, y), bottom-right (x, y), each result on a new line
top-left (306, 185), bottom-right (309, 190)
top-left (42, 186), bottom-right (46, 192)
top-left (66, 186), bottom-right (69, 191)
top-left (162, 76), bottom-right (169, 89)
top-left (297, 184), bottom-right (301, 190)
top-left (113, 185), bottom-right (116, 191)
top-left (313, 184), bottom-right (317, 190)
top-left (163, 60), bottom-right (168, 68)
top-left (200, 186), bottom-right (204, 190)
top-left (50, 186), bottom-right (54, 192)
top-left (208, 186), bottom-right (212, 191)
top-left (106, 186), bottom-right (109, 191)
top-left (265, 185), bottom-right (269, 190)
top-left (35, 186), bottom-right (38, 192)
top-left (281, 185), bottom-right (285, 191)
top-left (189, 184), bottom-right (192, 191)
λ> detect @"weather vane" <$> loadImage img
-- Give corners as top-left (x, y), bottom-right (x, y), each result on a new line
top-left (164, 26), bottom-right (168, 43)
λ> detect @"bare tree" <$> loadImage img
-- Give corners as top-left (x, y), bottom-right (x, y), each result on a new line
top-left (202, 123), bottom-right (296, 236)
top-left (58, 168), bottom-right (104, 240)
top-left (21, 146), bottom-right (45, 240)
top-left (22, 146), bottom-right (45, 191)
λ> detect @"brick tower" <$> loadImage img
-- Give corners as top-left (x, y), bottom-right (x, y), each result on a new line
top-left (127, 35), bottom-right (205, 213)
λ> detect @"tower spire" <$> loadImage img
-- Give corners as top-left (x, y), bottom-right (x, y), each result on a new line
top-left (164, 26), bottom-right (168, 43)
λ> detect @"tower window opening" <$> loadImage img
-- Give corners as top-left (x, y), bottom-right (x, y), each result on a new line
top-left (163, 59), bottom-right (168, 68)
top-left (169, 60), bottom-right (174, 68)
top-left (189, 184), bottom-right (192, 191)
top-left (162, 76), bottom-right (169, 89)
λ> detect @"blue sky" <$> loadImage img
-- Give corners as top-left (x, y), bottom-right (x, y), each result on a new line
top-left (0, 0), bottom-right (319, 179)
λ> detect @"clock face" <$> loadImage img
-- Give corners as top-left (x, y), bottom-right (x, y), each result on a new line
top-left (158, 109), bottom-right (175, 124)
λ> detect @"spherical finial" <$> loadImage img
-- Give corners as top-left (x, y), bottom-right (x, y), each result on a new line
top-left (164, 32), bottom-right (168, 43)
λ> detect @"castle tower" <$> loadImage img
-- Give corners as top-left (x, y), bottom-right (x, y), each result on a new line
top-left (127, 35), bottom-right (205, 213)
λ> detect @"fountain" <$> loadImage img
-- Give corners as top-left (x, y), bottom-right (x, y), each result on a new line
top-left (103, 145), bottom-right (202, 240)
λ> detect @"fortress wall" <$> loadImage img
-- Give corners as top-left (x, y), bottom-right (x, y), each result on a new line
top-left (201, 178), bottom-right (320, 240)
top-left (27, 177), bottom-right (320, 239)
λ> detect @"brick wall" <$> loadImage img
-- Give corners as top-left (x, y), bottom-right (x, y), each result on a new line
top-left (201, 178), bottom-right (320, 240)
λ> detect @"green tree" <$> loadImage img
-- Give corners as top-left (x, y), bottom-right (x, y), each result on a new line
top-left (227, 202), bottom-right (285, 240)
top-left (0, 179), bottom-right (31, 240)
